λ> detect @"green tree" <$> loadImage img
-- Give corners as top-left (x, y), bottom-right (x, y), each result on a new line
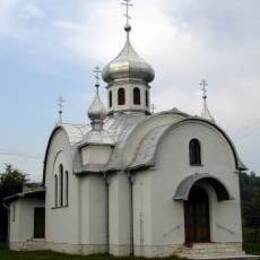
top-left (0, 164), bottom-right (27, 242)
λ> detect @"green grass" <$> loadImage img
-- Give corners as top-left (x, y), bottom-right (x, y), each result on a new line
top-left (0, 243), bottom-right (259, 260)
top-left (243, 243), bottom-right (260, 255)
top-left (0, 245), bottom-right (180, 260)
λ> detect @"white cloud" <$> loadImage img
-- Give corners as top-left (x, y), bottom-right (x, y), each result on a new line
top-left (0, 0), bottom-right (259, 175)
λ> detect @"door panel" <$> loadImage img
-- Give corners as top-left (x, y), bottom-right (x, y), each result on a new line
top-left (34, 208), bottom-right (45, 238)
top-left (184, 186), bottom-right (210, 243)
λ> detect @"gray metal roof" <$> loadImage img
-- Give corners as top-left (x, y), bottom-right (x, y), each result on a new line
top-left (173, 173), bottom-right (232, 201)
top-left (43, 109), bottom-right (247, 182)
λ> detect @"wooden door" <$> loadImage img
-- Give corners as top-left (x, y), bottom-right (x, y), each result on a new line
top-left (184, 186), bottom-right (210, 243)
top-left (34, 208), bottom-right (45, 238)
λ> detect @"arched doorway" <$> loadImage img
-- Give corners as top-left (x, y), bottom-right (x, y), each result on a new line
top-left (184, 186), bottom-right (210, 243)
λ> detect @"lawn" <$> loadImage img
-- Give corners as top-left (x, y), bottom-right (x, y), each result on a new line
top-left (0, 244), bottom-right (180, 260)
top-left (0, 244), bottom-right (260, 260)
top-left (243, 243), bottom-right (260, 255)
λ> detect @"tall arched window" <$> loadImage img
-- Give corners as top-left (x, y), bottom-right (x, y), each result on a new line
top-left (109, 91), bottom-right (113, 108)
top-left (54, 175), bottom-right (58, 207)
top-left (189, 139), bottom-right (202, 165)
top-left (145, 90), bottom-right (149, 107)
top-left (59, 164), bottom-right (63, 206)
top-left (133, 87), bottom-right (141, 105)
top-left (118, 88), bottom-right (125, 105)
top-left (65, 171), bottom-right (69, 206)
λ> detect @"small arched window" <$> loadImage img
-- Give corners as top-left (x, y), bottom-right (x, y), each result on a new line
top-left (109, 91), bottom-right (113, 108)
top-left (145, 90), bottom-right (149, 107)
top-left (65, 171), bottom-right (69, 206)
top-left (54, 175), bottom-right (58, 207)
top-left (59, 164), bottom-right (63, 207)
top-left (118, 88), bottom-right (125, 105)
top-left (189, 139), bottom-right (202, 165)
top-left (133, 87), bottom-right (141, 105)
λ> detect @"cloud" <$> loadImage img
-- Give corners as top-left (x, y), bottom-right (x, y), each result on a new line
top-left (0, 0), bottom-right (46, 39)
top-left (51, 0), bottom-right (260, 171)
top-left (0, 0), bottom-right (259, 176)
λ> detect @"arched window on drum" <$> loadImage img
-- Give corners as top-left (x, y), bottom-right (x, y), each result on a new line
top-left (189, 139), bottom-right (202, 166)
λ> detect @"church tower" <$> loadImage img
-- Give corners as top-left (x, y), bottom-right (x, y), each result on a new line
top-left (102, 1), bottom-right (155, 115)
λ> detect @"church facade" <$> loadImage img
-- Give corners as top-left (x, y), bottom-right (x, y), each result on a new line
top-left (4, 7), bottom-right (254, 259)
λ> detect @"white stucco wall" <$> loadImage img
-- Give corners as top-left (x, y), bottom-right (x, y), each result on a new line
top-left (107, 83), bottom-right (150, 114)
top-left (45, 129), bottom-right (79, 246)
top-left (81, 145), bottom-right (112, 165)
top-left (9, 198), bottom-right (45, 247)
top-left (109, 172), bottom-right (131, 256)
top-left (132, 121), bottom-right (242, 256)
top-left (78, 174), bottom-right (106, 249)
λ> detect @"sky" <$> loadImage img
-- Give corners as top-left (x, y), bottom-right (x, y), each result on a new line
top-left (0, 0), bottom-right (259, 181)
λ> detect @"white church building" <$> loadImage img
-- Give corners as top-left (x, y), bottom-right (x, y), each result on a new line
top-left (4, 3), bottom-right (258, 259)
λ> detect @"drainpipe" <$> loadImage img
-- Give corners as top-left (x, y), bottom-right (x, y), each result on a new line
top-left (127, 171), bottom-right (134, 256)
top-left (3, 202), bottom-right (10, 248)
top-left (103, 173), bottom-right (110, 254)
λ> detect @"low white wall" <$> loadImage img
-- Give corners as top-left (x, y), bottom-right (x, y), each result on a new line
top-left (9, 198), bottom-right (45, 250)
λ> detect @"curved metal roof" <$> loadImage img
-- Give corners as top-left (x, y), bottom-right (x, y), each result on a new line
top-left (173, 173), bottom-right (232, 201)
top-left (128, 117), bottom-right (247, 171)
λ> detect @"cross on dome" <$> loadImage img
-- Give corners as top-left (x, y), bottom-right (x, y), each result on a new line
top-left (199, 79), bottom-right (215, 123)
top-left (121, 0), bottom-right (133, 32)
top-left (57, 96), bottom-right (65, 123)
top-left (200, 79), bottom-right (208, 100)
top-left (93, 66), bottom-right (102, 88)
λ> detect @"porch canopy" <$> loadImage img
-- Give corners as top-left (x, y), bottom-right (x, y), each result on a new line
top-left (174, 173), bottom-right (232, 202)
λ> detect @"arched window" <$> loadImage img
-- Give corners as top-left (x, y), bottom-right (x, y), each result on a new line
top-left (133, 87), bottom-right (141, 105)
top-left (118, 88), bottom-right (125, 105)
top-left (189, 139), bottom-right (202, 165)
top-left (65, 171), bottom-right (69, 206)
top-left (54, 175), bottom-right (58, 207)
top-left (145, 90), bottom-right (149, 107)
top-left (109, 91), bottom-right (113, 108)
top-left (59, 164), bottom-right (63, 206)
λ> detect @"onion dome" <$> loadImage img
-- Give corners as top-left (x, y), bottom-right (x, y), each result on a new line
top-left (88, 82), bottom-right (107, 131)
top-left (102, 26), bottom-right (155, 84)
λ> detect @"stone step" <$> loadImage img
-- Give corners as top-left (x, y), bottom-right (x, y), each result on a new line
top-left (175, 243), bottom-right (260, 260)
top-left (177, 248), bottom-right (243, 253)
top-left (191, 243), bottom-right (242, 250)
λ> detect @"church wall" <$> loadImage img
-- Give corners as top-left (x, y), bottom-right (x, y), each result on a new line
top-left (78, 174), bottom-right (107, 254)
top-left (9, 198), bottom-right (45, 251)
top-left (45, 130), bottom-right (79, 248)
top-left (107, 83), bottom-right (149, 114)
top-left (109, 172), bottom-right (131, 256)
top-left (133, 122), bottom-right (242, 257)
top-left (154, 122), bottom-right (242, 243)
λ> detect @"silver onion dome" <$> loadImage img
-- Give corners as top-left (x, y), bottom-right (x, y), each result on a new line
top-left (102, 29), bottom-right (155, 84)
top-left (88, 85), bottom-right (107, 131)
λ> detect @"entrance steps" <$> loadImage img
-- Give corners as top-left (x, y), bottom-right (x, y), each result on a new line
top-left (175, 243), bottom-right (260, 260)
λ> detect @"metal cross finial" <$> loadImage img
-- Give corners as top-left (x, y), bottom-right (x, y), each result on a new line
top-left (57, 96), bottom-right (65, 122)
top-left (121, 0), bottom-right (133, 29)
top-left (93, 66), bottom-right (102, 88)
top-left (200, 79), bottom-right (208, 99)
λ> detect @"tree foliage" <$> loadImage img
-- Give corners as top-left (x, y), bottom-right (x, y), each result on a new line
top-left (240, 171), bottom-right (260, 242)
top-left (0, 164), bottom-right (27, 242)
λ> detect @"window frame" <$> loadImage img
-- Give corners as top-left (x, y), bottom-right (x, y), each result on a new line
top-left (109, 90), bottom-right (113, 108)
top-left (189, 139), bottom-right (202, 166)
top-left (59, 164), bottom-right (63, 207)
top-left (145, 90), bottom-right (149, 107)
top-left (118, 88), bottom-right (125, 105)
top-left (133, 87), bottom-right (141, 105)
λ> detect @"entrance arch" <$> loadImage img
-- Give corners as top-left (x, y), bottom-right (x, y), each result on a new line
top-left (184, 186), bottom-right (210, 243)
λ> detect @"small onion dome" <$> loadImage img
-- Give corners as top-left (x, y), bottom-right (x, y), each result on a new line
top-left (102, 37), bottom-right (155, 84)
top-left (88, 85), bottom-right (107, 130)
